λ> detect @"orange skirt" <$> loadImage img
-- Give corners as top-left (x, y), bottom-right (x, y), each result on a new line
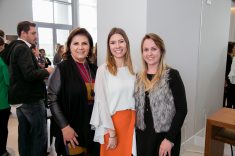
top-left (100, 109), bottom-right (136, 156)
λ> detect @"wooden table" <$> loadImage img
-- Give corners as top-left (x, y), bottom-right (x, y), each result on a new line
top-left (204, 108), bottom-right (235, 156)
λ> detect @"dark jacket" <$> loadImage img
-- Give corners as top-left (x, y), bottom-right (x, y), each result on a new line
top-left (47, 57), bottom-right (97, 154)
top-left (7, 40), bottom-right (49, 104)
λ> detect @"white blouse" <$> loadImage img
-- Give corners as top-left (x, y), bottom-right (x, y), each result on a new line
top-left (90, 63), bottom-right (135, 144)
top-left (229, 57), bottom-right (235, 84)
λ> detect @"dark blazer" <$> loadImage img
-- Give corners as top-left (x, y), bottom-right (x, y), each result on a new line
top-left (8, 40), bottom-right (49, 104)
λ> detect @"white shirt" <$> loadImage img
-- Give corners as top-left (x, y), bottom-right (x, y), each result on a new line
top-left (18, 38), bottom-right (31, 48)
top-left (229, 57), bottom-right (235, 84)
top-left (90, 64), bottom-right (135, 143)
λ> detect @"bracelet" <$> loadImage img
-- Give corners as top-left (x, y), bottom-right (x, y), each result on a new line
top-left (109, 134), bottom-right (116, 138)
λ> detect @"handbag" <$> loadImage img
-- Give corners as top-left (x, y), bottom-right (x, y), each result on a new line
top-left (65, 142), bottom-right (87, 155)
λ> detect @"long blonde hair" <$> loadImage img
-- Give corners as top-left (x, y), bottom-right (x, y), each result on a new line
top-left (106, 27), bottom-right (134, 75)
top-left (138, 33), bottom-right (168, 91)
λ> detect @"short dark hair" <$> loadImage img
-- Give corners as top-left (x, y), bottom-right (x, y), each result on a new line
top-left (39, 49), bottom-right (45, 53)
top-left (17, 21), bottom-right (36, 37)
top-left (0, 30), bottom-right (5, 38)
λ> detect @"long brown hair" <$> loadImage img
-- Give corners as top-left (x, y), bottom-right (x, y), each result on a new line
top-left (63, 28), bottom-right (93, 61)
top-left (106, 27), bottom-right (134, 75)
top-left (138, 33), bottom-right (168, 91)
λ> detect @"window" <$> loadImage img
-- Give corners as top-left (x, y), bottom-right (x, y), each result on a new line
top-left (33, 0), bottom-right (97, 60)
top-left (32, 0), bottom-right (73, 60)
top-left (33, 0), bottom-right (72, 25)
top-left (79, 0), bottom-right (97, 43)
top-left (38, 28), bottom-right (53, 58)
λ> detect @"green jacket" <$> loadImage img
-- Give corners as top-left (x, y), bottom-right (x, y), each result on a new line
top-left (0, 57), bottom-right (10, 109)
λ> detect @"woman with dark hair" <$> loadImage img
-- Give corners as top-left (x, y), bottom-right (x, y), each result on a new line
top-left (48, 28), bottom-right (99, 155)
top-left (134, 33), bottom-right (187, 156)
top-left (53, 45), bottom-right (64, 66)
top-left (90, 27), bottom-right (136, 156)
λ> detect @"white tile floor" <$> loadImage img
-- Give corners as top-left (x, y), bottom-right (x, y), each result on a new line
top-left (6, 110), bottom-right (233, 156)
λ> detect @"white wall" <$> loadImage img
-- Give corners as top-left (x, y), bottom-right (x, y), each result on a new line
top-left (147, 0), bottom-right (202, 141)
top-left (196, 0), bottom-right (231, 132)
top-left (0, 0), bottom-right (32, 35)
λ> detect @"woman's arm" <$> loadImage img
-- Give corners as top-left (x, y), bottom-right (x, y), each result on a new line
top-left (47, 67), bottom-right (68, 128)
top-left (165, 69), bottom-right (187, 143)
top-left (47, 67), bottom-right (78, 146)
top-left (90, 64), bottom-right (115, 144)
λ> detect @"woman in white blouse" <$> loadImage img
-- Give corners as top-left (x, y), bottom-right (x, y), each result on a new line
top-left (90, 27), bottom-right (136, 156)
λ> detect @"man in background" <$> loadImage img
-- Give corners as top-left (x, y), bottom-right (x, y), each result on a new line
top-left (6, 21), bottom-right (53, 156)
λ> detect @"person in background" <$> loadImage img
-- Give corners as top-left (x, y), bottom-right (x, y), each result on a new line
top-left (134, 33), bottom-right (187, 156)
top-left (224, 42), bottom-right (235, 108)
top-left (90, 27), bottom-right (136, 156)
top-left (48, 28), bottom-right (99, 156)
top-left (31, 44), bottom-right (45, 69)
top-left (89, 42), bottom-right (97, 66)
top-left (53, 44), bottom-right (64, 66)
top-left (5, 21), bottom-right (53, 156)
top-left (0, 36), bottom-right (11, 156)
top-left (39, 49), bottom-right (52, 68)
top-left (0, 29), bottom-right (8, 48)
top-left (0, 37), bottom-right (5, 52)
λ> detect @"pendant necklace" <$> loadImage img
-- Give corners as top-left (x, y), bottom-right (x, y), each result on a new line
top-left (79, 62), bottom-right (95, 97)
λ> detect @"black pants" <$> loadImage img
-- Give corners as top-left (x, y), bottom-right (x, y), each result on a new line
top-left (0, 107), bottom-right (11, 155)
top-left (136, 129), bottom-right (181, 156)
top-left (16, 100), bottom-right (47, 156)
top-left (224, 84), bottom-right (235, 108)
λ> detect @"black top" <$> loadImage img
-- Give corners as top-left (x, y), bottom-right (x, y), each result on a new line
top-left (165, 69), bottom-right (187, 143)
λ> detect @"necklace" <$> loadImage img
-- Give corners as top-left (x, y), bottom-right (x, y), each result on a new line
top-left (78, 62), bottom-right (95, 97)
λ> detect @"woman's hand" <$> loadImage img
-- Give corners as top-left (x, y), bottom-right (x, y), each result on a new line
top-left (61, 125), bottom-right (78, 148)
top-left (159, 138), bottom-right (173, 156)
top-left (106, 137), bottom-right (117, 150)
top-left (106, 129), bottom-right (117, 150)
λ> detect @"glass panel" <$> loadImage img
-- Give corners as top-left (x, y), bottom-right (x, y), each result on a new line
top-left (56, 0), bottom-right (71, 3)
top-left (38, 27), bottom-right (54, 60)
top-left (79, 4), bottom-right (97, 43)
top-left (79, 0), bottom-right (96, 5)
top-left (56, 29), bottom-right (69, 46)
top-left (54, 2), bottom-right (72, 25)
top-left (32, 0), bottom-right (53, 23)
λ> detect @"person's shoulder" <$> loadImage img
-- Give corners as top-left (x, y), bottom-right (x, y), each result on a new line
top-left (96, 63), bottom-right (108, 74)
top-left (166, 67), bottom-right (181, 80)
top-left (97, 63), bottom-right (107, 70)
top-left (167, 67), bottom-right (179, 74)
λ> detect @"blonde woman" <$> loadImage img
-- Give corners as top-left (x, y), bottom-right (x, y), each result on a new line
top-left (90, 27), bottom-right (136, 156)
top-left (134, 33), bottom-right (187, 156)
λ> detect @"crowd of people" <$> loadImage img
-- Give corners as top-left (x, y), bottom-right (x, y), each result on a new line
top-left (0, 21), bottom-right (188, 156)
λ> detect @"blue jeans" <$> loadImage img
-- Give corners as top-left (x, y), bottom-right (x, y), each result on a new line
top-left (16, 100), bottom-right (47, 156)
